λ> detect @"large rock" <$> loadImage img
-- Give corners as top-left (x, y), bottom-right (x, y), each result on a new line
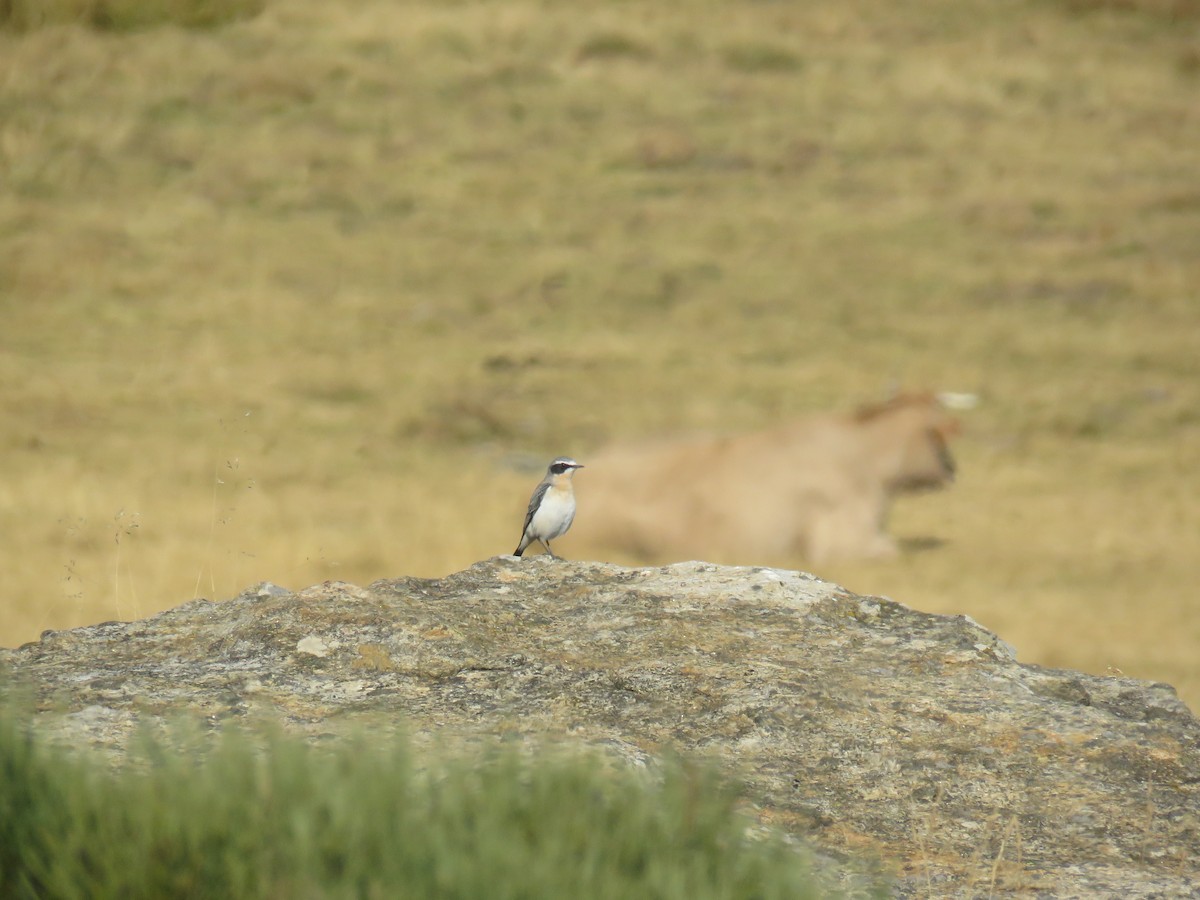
top-left (4, 558), bottom-right (1198, 897)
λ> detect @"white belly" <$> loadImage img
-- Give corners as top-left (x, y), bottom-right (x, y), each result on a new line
top-left (530, 489), bottom-right (576, 541)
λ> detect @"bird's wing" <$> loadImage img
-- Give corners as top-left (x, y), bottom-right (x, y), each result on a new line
top-left (520, 479), bottom-right (551, 537)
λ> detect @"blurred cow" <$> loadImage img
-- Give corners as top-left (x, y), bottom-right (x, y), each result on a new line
top-left (575, 392), bottom-right (963, 566)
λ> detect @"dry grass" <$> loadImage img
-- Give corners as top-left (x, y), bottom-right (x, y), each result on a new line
top-left (2, 0), bottom-right (1198, 709)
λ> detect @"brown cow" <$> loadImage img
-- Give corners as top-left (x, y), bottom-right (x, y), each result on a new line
top-left (573, 392), bottom-right (962, 566)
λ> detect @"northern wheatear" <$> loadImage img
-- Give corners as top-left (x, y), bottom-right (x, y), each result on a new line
top-left (513, 457), bottom-right (584, 558)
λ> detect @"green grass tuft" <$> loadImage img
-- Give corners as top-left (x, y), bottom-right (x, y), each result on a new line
top-left (1049, 0), bottom-right (1200, 18)
top-left (0, 0), bottom-right (262, 33)
top-left (577, 31), bottom-right (655, 63)
top-left (0, 703), bottom-right (834, 899)
top-left (722, 42), bottom-right (804, 73)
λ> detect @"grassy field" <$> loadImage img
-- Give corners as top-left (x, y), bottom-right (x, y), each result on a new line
top-left (2, 0), bottom-right (1198, 709)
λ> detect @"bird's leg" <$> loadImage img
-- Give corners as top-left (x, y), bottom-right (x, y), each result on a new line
top-left (544, 540), bottom-right (557, 558)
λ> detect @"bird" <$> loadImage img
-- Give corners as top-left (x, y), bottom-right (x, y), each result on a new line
top-left (513, 457), bottom-right (585, 558)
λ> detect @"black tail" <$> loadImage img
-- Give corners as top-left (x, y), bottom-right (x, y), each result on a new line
top-left (513, 546), bottom-right (524, 557)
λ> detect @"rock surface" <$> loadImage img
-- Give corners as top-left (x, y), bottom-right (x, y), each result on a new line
top-left (4, 558), bottom-right (1198, 898)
